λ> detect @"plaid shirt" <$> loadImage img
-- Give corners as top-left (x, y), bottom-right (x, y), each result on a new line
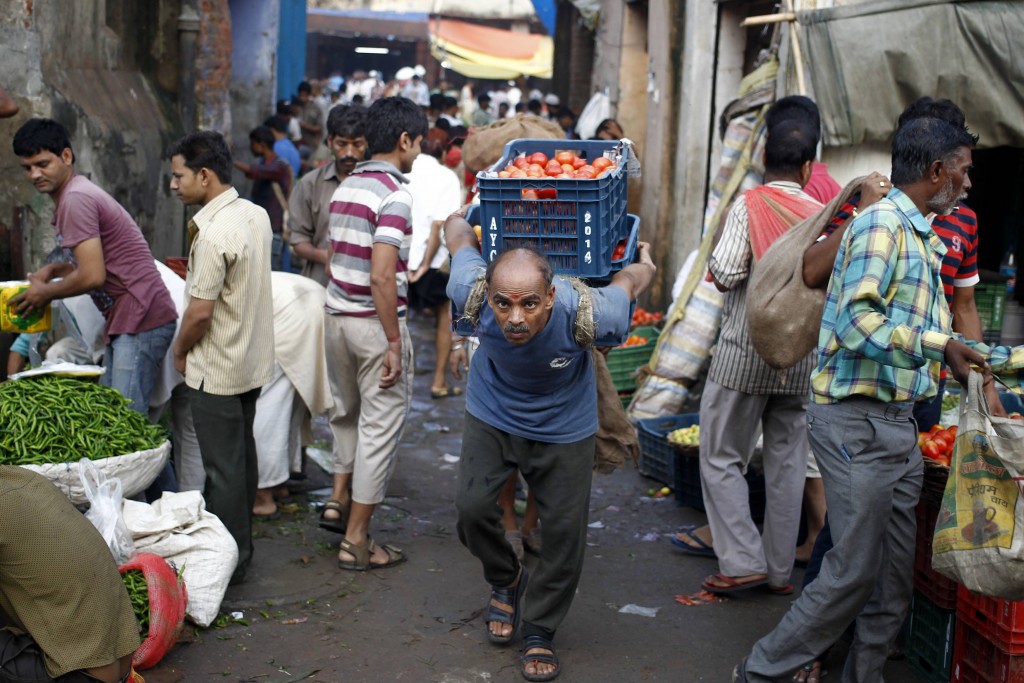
top-left (812, 188), bottom-right (1024, 403)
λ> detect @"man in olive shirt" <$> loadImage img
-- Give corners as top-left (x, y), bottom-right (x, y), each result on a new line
top-left (1, 466), bottom-right (139, 682)
top-left (168, 131), bottom-right (275, 585)
top-left (288, 104), bottom-right (368, 286)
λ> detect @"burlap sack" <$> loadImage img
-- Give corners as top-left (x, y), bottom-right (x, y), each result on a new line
top-left (462, 114), bottom-right (565, 174)
top-left (592, 348), bottom-right (640, 473)
top-left (745, 176), bottom-right (865, 369)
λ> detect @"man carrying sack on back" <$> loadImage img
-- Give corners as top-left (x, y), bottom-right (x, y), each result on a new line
top-left (698, 118), bottom-right (823, 596)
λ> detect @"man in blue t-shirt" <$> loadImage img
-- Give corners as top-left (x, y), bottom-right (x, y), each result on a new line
top-left (444, 212), bottom-right (655, 682)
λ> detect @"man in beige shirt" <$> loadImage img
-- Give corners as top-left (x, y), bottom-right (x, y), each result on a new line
top-left (287, 104), bottom-right (368, 285)
top-left (168, 130), bottom-right (275, 585)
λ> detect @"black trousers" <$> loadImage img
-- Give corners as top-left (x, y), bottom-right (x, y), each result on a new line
top-left (455, 412), bottom-right (595, 639)
top-left (0, 629), bottom-right (128, 683)
top-left (189, 386), bottom-right (261, 582)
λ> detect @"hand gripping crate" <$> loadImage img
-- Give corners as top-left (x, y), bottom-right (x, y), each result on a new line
top-left (476, 139), bottom-right (629, 279)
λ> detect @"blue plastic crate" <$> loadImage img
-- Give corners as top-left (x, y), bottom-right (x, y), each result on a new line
top-left (636, 414), bottom-right (697, 486)
top-left (476, 139), bottom-right (629, 278)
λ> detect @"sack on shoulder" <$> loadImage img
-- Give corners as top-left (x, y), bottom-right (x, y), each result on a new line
top-left (745, 177), bottom-right (864, 369)
top-left (931, 371), bottom-right (1024, 599)
top-left (592, 348), bottom-right (640, 474)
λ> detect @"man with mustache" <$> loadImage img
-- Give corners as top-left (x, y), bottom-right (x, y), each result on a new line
top-left (443, 214), bottom-right (655, 681)
top-left (733, 116), bottom-right (996, 682)
top-left (287, 104), bottom-right (368, 287)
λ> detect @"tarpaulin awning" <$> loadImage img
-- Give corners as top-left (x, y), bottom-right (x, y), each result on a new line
top-left (799, 0), bottom-right (1024, 148)
top-left (430, 19), bottom-right (553, 79)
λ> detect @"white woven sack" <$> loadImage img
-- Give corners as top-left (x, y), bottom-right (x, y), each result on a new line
top-left (21, 440), bottom-right (171, 506)
top-left (122, 490), bottom-right (239, 627)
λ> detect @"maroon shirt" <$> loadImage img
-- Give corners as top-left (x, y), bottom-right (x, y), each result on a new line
top-left (53, 174), bottom-right (177, 341)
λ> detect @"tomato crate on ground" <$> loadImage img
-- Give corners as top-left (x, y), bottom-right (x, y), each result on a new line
top-left (953, 618), bottom-right (1024, 682)
top-left (607, 326), bottom-right (659, 393)
top-left (958, 585), bottom-right (1024, 655)
top-left (974, 282), bottom-right (1006, 337)
top-left (915, 500), bottom-right (960, 609)
top-left (672, 448), bottom-right (766, 523)
top-left (908, 591), bottom-right (957, 683)
top-left (476, 139), bottom-right (629, 279)
top-left (636, 414), bottom-right (695, 486)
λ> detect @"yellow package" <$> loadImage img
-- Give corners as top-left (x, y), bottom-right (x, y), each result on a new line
top-left (0, 281), bottom-right (52, 333)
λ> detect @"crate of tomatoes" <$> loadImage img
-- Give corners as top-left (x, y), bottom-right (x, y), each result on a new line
top-left (477, 139), bottom-right (630, 279)
top-left (607, 326), bottom-right (659, 393)
top-left (919, 424), bottom-right (957, 508)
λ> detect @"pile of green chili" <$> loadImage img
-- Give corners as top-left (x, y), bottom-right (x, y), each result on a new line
top-left (122, 569), bottom-right (150, 637)
top-left (0, 376), bottom-right (167, 465)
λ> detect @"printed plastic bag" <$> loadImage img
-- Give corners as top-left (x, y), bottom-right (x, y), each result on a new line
top-left (81, 457), bottom-right (136, 564)
top-left (118, 552), bottom-right (187, 670)
top-left (931, 371), bottom-right (1024, 599)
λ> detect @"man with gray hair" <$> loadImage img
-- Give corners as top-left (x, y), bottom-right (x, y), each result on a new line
top-left (734, 116), bottom-right (995, 682)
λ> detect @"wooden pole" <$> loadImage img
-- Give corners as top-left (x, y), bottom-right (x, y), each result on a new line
top-left (740, 12), bottom-right (796, 27)
top-left (784, 0), bottom-right (807, 95)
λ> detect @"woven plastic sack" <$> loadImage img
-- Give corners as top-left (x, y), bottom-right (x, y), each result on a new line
top-left (461, 114), bottom-right (564, 174)
top-left (118, 552), bottom-right (187, 670)
top-left (21, 440), bottom-right (171, 506)
top-left (932, 371), bottom-right (1024, 599)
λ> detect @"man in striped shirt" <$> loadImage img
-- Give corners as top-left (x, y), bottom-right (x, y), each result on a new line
top-left (169, 131), bottom-right (275, 586)
top-left (322, 96), bottom-right (427, 571)
top-left (735, 117), bottom-right (992, 683)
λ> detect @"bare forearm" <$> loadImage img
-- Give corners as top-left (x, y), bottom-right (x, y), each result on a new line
top-left (371, 275), bottom-right (401, 341)
top-left (293, 240), bottom-right (329, 265)
top-left (173, 306), bottom-right (212, 357)
top-left (37, 265), bottom-right (104, 299)
top-left (951, 296), bottom-right (983, 342)
top-left (803, 227), bottom-right (847, 288)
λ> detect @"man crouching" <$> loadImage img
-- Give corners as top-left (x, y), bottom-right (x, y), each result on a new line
top-left (444, 211), bottom-right (655, 681)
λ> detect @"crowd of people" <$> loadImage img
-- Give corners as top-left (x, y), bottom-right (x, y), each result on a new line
top-left (2, 68), bottom-right (1024, 683)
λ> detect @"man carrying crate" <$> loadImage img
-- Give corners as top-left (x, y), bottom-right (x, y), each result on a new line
top-left (444, 210), bottom-right (655, 681)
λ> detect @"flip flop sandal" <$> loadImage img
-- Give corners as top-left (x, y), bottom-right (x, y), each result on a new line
top-left (318, 499), bottom-right (349, 534)
top-left (670, 529), bottom-right (716, 557)
top-left (485, 564), bottom-right (529, 645)
top-left (337, 536), bottom-right (407, 571)
top-left (768, 583), bottom-right (794, 596)
top-left (431, 386), bottom-right (464, 399)
top-left (521, 634), bottom-right (560, 682)
top-left (701, 573), bottom-right (768, 595)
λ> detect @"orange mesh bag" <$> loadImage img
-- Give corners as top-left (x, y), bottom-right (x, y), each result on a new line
top-left (118, 552), bottom-right (187, 670)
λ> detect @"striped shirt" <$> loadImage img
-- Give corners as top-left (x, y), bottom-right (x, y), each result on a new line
top-left (811, 188), bottom-right (954, 404)
top-left (325, 160), bottom-right (413, 317)
top-left (185, 187), bottom-right (275, 395)
top-left (824, 196), bottom-right (979, 303)
top-left (707, 181), bottom-right (820, 394)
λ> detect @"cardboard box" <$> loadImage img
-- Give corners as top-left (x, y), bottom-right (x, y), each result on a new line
top-left (0, 281), bottom-right (52, 333)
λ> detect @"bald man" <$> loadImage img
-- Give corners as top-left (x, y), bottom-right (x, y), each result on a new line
top-left (444, 212), bottom-right (655, 682)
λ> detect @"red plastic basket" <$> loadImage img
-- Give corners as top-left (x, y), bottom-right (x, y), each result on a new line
top-left (915, 501), bottom-right (960, 610)
top-left (953, 618), bottom-right (1024, 682)
top-left (958, 585), bottom-right (1024, 655)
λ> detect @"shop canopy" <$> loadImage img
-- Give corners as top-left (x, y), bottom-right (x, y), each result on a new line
top-left (429, 19), bottom-right (554, 79)
top-left (798, 0), bottom-right (1024, 148)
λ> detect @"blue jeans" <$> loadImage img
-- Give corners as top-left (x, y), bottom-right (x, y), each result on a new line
top-left (100, 321), bottom-right (176, 414)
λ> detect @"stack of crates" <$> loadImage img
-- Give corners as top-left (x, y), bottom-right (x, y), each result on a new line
top-left (606, 325), bottom-right (659, 408)
top-left (953, 586), bottom-right (1024, 682)
top-left (974, 282), bottom-right (1006, 345)
top-left (907, 502), bottom-right (959, 682)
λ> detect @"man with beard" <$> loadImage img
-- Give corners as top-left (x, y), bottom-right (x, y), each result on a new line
top-left (288, 105), bottom-right (368, 286)
top-left (733, 116), bottom-right (994, 682)
top-left (444, 213), bottom-right (655, 681)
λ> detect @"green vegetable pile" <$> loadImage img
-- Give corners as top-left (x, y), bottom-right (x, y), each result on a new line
top-left (122, 569), bottom-right (150, 637)
top-left (0, 376), bottom-right (167, 465)
top-left (941, 392), bottom-right (961, 413)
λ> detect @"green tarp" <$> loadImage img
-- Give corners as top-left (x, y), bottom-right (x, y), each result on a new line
top-left (799, 0), bottom-right (1024, 148)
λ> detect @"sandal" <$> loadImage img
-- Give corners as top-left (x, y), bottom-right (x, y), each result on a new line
top-left (793, 660), bottom-right (822, 683)
top-left (431, 386), bottom-right (464, 399)
top-left (318, 499), bottom-right (349, 534)
top-left (701, 573), bottom-right (768, 595)
top-left (486, 564), bottom-right (529, 645)
top-left (521, 634), bottom-right (560, 682)
top-left (337, 536), bottom-right (407, 571)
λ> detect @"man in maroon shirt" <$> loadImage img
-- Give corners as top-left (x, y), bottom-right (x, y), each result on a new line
top-left (12, 118), bottom-right (177, 413)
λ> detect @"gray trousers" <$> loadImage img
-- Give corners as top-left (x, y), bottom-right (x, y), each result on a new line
top-left (455, 412), bottom-right (594, 639)
top-left (745, 397), bottom-right (922, 683)
top-left (699, 380), bottom-right (807, 585)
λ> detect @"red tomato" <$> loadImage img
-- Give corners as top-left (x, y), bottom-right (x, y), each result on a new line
top-left (509, 169), bottom-right (526, 178)
top-left (593, 157), bottom-right (613, 171)
top-left (921, 440), bottom-right (942, 459)
top-left (498, 170), bottom-right (512, 178)
top-left (918, 433), bottom-right (927, 448)
top-left (572, 156), bottom-right (587, 170)
top-left (513, 158), bottom-right (530, 170)
top-left (555, 151), bottom-right (575, 165)
top-left (932, 432), bottom-right (953, 453)
top-left (929, 424), bottom-right (943, 434)
top-left (934, 452), bottom-right (951, 466)
top-left (521, 189), bottom-right (539, 200)
top-left (528, 152), bottom-right (548, 166)
top-left (948, 425), bottom-right (958, 437)
top-left (574, 168), bottom-right (596, 179)
top-left (612, 242), bottom-right (626, 260)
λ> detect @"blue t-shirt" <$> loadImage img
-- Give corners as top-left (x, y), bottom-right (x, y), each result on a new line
top-left (274, 138), bottom-right (302, 178)
top-left (447, 247), bottom-right (632, 443)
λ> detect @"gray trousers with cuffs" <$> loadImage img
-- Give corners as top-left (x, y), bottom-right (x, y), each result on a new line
top-left (744, 397), bottom-right (922, 683)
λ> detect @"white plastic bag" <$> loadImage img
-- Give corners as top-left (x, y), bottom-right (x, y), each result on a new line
top-left (80, 458), bottom-right (136, 564)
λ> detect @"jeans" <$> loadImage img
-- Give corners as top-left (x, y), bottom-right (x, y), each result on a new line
top-left (100, 321), bottom-right (176, 414)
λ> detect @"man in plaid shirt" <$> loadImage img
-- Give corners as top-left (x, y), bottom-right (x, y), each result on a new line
top-left (734, 116), bottom-right (1002, 682)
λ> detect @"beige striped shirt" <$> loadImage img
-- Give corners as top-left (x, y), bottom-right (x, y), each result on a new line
top-left (185, 187), bottom-right (275, 395)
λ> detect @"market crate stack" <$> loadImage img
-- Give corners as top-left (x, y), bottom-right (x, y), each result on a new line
top-left (974, 281), bottom-right (1006, 345)
top-left (953, 586), bottom-right (1024, 681)
top-left (915, 501), bottom-right (960, 610)
top-left (607, 325), bottom-right (658, 408)
top-left (908, 591), bottom-right (957, 683)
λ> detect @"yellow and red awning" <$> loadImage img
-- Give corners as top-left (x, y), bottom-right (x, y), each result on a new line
top-left (430, 19), bottom-right (553, 79)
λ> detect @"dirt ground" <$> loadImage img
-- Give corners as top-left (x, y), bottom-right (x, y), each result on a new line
top-left (143, 314), bottom-right (920, 683)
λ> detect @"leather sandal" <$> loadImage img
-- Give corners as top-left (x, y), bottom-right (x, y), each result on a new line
top-left (521, 634), bottom-right (560, 681)
top-left (318, 499), bottom-right (349, 534)
top-left (337, 536), bottom-right (406, 571)
top-left (486, 564), bottom-right (528, 645)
